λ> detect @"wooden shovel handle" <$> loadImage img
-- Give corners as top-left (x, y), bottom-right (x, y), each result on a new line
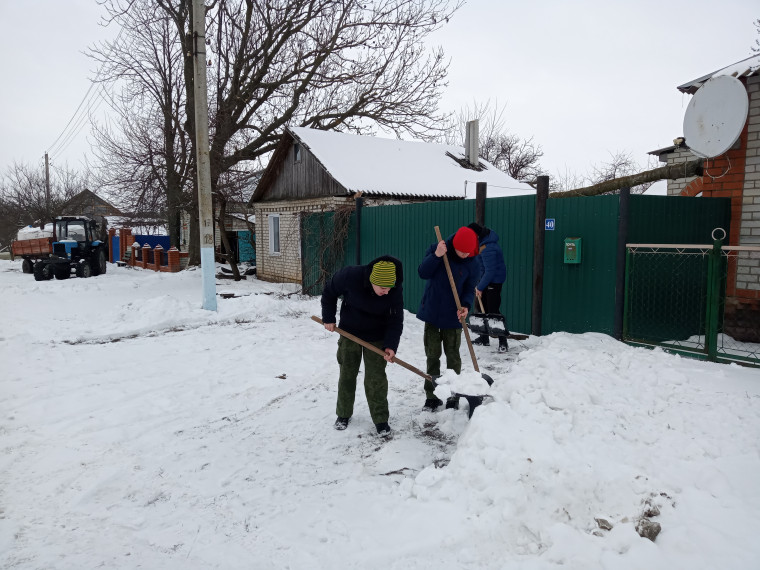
top-left (434, 226), bottom-right (480, 372)
top-left (311, 316), bottom-right (432, 381)
top-left (476, 293), bottom-right (486, 314)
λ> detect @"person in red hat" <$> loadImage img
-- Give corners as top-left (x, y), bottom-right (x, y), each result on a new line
top-left (416, 226), bottom-right (480, 411)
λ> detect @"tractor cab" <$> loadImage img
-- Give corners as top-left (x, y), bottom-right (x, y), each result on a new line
top-left (53, 217), bottom-right (95, 257)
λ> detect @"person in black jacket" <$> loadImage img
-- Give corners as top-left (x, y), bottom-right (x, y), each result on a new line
top-left (321, 256), bottom-right (404, 436)
top-left (468, 223), bottom-right (509, 353)
top-left (416, 227), bottom-right (480, 411)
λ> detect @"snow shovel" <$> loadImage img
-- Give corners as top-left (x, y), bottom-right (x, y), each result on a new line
top-left (311, 315), bottom-right (491, 418)
top-left (433, 226), bottom-right (495, 397)
top-left (469, 295), bottom-right (529, 341)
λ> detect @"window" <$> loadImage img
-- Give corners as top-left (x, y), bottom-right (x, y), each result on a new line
top-left (269, 214), bottom-right (280, 254)
top-left (294, 143), bottom-right (302, 163)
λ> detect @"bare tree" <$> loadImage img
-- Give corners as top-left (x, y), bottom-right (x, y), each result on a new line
top-left (90, 1), bottom-right (192, 248)
top-left (105, 0), bottom-right (459, 264)
top-left (0, 161), bottom-right (84, 248)
top-left (438, 100), bottom-right (544, 181)
top-left (753, 18), bottom-right (760, 53)
top-left (551, 151), bottom-right (656, 195)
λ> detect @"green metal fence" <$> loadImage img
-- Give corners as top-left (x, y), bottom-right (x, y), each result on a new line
top-left (624, 240), bottom-right (760, 367)
top-left (301, 193), bottom-right (739, 350)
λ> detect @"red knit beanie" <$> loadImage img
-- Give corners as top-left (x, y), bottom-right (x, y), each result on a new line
top-left (452, 227), bottom-right (479, 257)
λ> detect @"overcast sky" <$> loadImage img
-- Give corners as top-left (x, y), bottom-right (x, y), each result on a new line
top-left (0, 0), bottom-right (757, 191)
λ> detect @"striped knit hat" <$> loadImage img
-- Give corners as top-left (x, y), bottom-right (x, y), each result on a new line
top-left (369, 261), bottom-right (396, 287)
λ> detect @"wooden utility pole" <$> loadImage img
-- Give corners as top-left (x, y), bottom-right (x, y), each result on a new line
top-left (192, 0), bottom-right (217, 311)
top-left (44, 152), bottom-right (51, 221)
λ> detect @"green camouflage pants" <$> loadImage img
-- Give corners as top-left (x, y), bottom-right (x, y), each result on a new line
top-left (336, 336), bottom-right (389, 424)
top-left (423, 323), bottom-right (462, 399)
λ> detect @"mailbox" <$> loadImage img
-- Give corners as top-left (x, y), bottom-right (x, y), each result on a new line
top-left (564, 237), bottom-right (582, 264)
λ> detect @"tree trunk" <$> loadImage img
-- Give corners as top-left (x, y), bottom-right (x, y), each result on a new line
top-left (550, 159), bottom-right (704, 198)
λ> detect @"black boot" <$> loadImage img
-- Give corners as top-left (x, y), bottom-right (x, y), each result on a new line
top-left (472, 335), bottom-right (490, 346)
top-left (375, 422), bottom-right (392, 437)
top-left (498, 336), bottom-right (508, 353)
top-left (334, 416), bottom-right (349, 430)
top-left (423, 397), bottom-right (443, 411)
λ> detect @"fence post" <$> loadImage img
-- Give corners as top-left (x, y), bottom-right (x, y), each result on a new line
top-left (153, 243), bottom-right (164, 271)
top-left (613, 186), bottom-right (630, 340)
top-left (532, 175), bottom-right (549, 336)
top-left (355, 196), bottom-right (363, 265)
top-left (142, 243), bottom-right (151, 269)
top-left (705, 238), bottom-right (722, 361)
top-left (475, 182), bottom-right (487, 226)
top-left (168, 246), bottom-right (180, 272)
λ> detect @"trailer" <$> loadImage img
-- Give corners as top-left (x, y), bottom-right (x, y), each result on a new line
top-left (10, 225), bottom-right (55, 274)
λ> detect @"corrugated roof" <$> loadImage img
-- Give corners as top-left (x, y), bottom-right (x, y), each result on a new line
top-left (677, 54), bottom-right (760, 94)
top-left (288, 127), bottom-right (535, 199)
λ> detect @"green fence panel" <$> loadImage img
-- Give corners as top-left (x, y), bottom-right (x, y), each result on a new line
top-left (628, 195), bottom-right (731, 244)
top-left (357, 200), bottom-right (478, 317)
top-left (624, 195), bottom-right (731, 342)
top-left (482, 195), bottom-right (536, 335)
top-left (541, 195), bottom-right (620, 335)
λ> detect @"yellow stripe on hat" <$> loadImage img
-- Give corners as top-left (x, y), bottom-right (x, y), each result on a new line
top-left (369, 261), bottom-right (396, 287)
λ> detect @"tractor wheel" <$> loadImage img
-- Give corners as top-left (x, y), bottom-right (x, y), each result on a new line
top-left (22, 258), bottom-right (33, 274)
top-left (76, 260), bottom-right (92, 279)
top-left (33, 262), bottom-right (51, 281)
top-left (92, 249), bottom-right (107, 276)
top-left (54, 265), bottom-right (71, 280)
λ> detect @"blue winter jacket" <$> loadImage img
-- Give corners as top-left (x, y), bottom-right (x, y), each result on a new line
top-left (475, 229), bottom-right (506, 291)
top-left (416, 237), bottom-right (480, 330)
top-left (321, 255), bottom-right (404, 352)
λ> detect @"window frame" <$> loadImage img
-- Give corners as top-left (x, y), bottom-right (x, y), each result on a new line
top-left (268, 213), bottom-right (281, 255)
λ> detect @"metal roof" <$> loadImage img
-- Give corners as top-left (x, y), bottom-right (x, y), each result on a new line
top-left (677, 54), bottom-right (760, 94)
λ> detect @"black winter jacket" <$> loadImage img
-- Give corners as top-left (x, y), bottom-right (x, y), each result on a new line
top-left (321, 255), bottom-right (404, 352)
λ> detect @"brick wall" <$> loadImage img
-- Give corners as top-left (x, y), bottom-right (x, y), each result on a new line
top-left (665, 75), bottom-right (760, 341)
top-left (253, 197), bottom-right (350, 283)
top-left (666, 147), bottom-right (699, 196)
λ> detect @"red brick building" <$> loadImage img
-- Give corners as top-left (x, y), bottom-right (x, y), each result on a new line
top-left (650, 54), bottom-right (760, 342)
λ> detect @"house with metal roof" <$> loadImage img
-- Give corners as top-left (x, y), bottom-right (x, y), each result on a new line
top-left (648, 53), bottom-right (760, 342)
top-left (248, 126), bottom-right (534, 284)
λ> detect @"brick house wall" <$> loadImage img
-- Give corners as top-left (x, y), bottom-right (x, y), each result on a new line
top-left (665, 75), bottom-right (760, 341)
top-left (253, 197), bottom-right (350, 283)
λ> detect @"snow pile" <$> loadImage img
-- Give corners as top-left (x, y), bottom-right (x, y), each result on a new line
top-left (17, 224), bottom-right (53, 240)
top-left (1, 259), bottom-right (760, 569)
top-left (433, 369), bottom-right (491, 399)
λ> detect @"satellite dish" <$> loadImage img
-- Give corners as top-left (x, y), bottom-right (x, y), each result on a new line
top-left (683, 75), bottom-right (749, 159)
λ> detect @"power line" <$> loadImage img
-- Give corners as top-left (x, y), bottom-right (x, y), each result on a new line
top-left (46, 27), bottom-right (124, 158)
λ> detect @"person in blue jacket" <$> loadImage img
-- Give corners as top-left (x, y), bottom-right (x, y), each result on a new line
top-left (321, 256), bottom-right (404, 437)
top-left (468, 223), bottom-right (509, 353)
top-left (416, 226), bottom-right (480, 411)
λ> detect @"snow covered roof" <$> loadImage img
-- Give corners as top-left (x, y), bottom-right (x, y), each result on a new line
top-left (677, 54), bottom-right (760, 95)
top-left (286, 127), bottom-right (535, 199)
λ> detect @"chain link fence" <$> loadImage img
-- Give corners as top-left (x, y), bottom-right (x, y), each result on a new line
top-left (624, 240), bottom-right (760, 367)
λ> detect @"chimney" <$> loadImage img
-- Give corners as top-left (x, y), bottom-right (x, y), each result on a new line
top-left (465, 119), bottom-right (479, 167)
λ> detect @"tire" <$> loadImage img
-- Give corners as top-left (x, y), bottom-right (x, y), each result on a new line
top-left (92, 249), bottom-right (107, 276)
top-left (22, 258), bottom-right (33, 274)
top-left (33, 261), bottom-right (51, 281)
top-left (54, 265), bottom-right (71, 280)
top-left (76, 260), bottom-right (92, 279)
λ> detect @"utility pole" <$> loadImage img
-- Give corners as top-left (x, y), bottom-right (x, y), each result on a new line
top-left (44, 152), bottom-right (51, 221)
top-left (192, 0), bottom-right (217, 311)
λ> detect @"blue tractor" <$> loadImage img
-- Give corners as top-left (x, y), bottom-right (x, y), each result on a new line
top-left (33, 216), bottom-right (109, 281)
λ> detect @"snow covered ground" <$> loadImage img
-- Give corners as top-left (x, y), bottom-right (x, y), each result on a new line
top-left (1, 259), bottom-right (759, 569)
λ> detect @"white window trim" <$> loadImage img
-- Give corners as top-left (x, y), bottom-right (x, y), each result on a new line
top-left (268, 213), bottom-right (281, 255)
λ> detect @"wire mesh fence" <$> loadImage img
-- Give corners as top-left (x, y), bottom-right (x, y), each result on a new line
top-left (624, 242), bottom-right (760, 367)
